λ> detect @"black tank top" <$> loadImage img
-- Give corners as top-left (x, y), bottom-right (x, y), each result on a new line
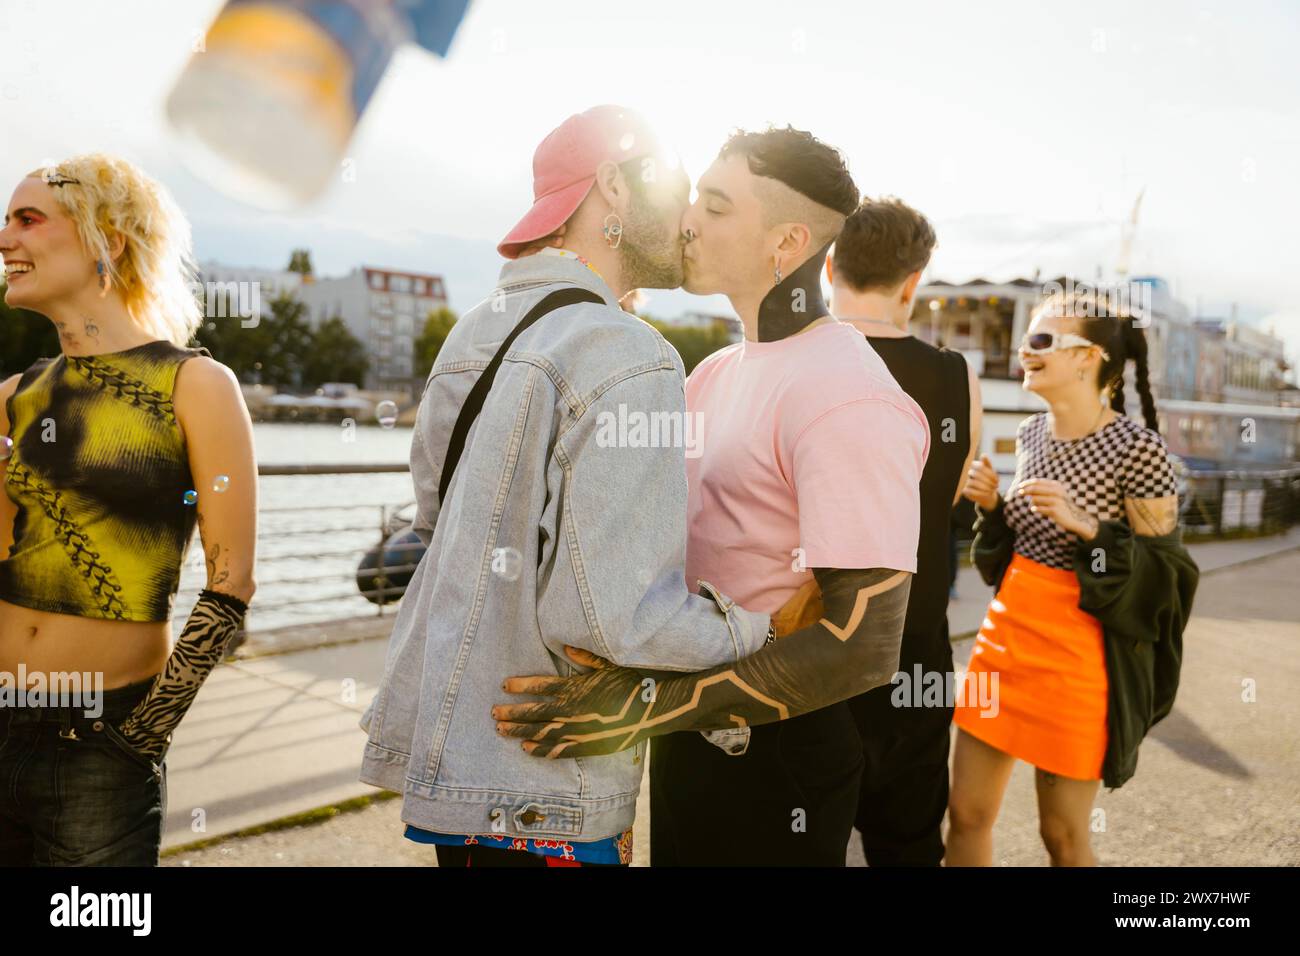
top-left (864, 336), bottom-right (970, 667)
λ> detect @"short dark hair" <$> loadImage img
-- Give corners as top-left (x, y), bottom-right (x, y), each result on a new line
top-left (832, 197), bottom-right (936, 292)
top-left (718, 126), bottom-right (859, 216)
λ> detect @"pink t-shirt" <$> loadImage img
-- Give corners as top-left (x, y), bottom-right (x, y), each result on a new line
top-left (684, 321), bottom-right (929, 614)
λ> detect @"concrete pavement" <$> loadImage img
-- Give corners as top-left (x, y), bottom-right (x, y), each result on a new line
top-left (162, 529), bottom-right (1300, 865)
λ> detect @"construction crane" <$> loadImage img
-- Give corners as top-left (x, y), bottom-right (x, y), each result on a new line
top-left (1116, 188), bottom-right (1145, 280)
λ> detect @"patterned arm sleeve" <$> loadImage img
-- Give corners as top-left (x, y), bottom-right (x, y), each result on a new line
top-left (116, 589), bottom-right (248, 761)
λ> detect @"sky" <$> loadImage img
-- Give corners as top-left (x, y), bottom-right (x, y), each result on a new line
top-left (2, 0), bottom-right (1298, 369)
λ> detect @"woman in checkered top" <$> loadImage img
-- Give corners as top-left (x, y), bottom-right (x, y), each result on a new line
top-left (946, 290), bottom-right (1181, 866)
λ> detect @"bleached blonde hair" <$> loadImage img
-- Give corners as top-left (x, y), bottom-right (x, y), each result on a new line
top-left (28, 154), bottom-right (202, 347)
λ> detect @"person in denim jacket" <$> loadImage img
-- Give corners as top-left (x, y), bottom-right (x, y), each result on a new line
top-left (358, 106), bottom-right (813, 867)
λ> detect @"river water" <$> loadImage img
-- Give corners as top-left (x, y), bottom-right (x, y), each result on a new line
top-left (175, 422), bottom-right (420, 634)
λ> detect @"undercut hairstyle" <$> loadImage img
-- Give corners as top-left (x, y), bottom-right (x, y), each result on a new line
top-left (719, 126), bottom-right (860, 245)
top-left (832, 197), bottom-right (936, 293)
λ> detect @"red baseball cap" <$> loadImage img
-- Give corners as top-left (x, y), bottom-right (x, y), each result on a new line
top-left (498, 105), bottom-right (659, 259)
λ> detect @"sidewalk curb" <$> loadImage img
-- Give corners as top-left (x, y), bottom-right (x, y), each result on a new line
top-left (162, 790), bottom-right (400, 857)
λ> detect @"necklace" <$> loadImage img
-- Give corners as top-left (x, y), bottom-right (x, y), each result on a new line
top-left (844, 316), bottom-right (902, 329)
top-left (1047, 404), bottom-right (1109, 458)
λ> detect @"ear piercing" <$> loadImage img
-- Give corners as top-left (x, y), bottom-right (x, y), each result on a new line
top-left (603, 212), bottom-right (624, 249)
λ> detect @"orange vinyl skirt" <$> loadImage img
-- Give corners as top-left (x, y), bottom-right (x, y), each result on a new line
top-left (953, 552), bottom-right (1108, 781)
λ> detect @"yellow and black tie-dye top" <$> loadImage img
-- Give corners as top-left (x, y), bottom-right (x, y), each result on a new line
top-left (0, 339), bottom-right (211, 622)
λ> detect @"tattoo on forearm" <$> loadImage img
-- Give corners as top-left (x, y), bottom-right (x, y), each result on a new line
top-left (1066, 500), bottom-right (1099, 537)
top-left (1131, 497), bottom-right (1177, 535)
top-left (197, 511), bottom-right (231, 587)
top-left (497, 567), bottom-right (912, 758)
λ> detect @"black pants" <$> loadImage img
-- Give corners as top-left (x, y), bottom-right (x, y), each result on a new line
top-left (0, 678), bottom-right (165, 866)
top-left (846, 650), bottom-right (954, 867)
top-left (650, 702), bottom-right (863, 866)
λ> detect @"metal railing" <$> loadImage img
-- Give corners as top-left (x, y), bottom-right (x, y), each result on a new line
top-left (173, 464), bottom-right (420, 633)
top-left (245, 500), bottom-right (423, 614)
top-left (181, 462), bottom-right (1299, 632)
top-left (1180, 467), bottom-right (1300, 538)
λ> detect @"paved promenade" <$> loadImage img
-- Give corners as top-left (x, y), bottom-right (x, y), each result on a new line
top-left (162, 529), bottom-right (1300, 866)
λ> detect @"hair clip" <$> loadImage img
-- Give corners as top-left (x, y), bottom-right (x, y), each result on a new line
top-left (41, 168), bottom-right (81, 187)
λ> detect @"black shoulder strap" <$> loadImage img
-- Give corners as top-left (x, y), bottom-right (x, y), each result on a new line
top-left (438, 286), bottom-right (604, 504)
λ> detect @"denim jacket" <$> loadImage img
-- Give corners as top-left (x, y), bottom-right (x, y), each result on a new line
top-left (359, 251), bottom-right (771, 842)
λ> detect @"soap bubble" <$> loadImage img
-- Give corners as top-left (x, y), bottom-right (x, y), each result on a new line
top-left (183, 490), bottom-right (198, 506)
top-left (212, 474), bottom-right (230, 493)
top-left (375, 401), bottom-right (398, 428)
top-left (0, 436), bottom-right (11, 460)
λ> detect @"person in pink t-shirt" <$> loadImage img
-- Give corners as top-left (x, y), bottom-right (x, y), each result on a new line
top-left (495, 128), bottom-right (927, 866)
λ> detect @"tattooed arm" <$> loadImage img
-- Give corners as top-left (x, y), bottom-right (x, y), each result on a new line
top-left (115, 357), bottom-right (258, 760)
top-left (1125, 495), bottom-right (1179, 536)
top-left (175, 357), bottom-right (258, 602)
top-left (492, 566), bottom-right (910, 758)
top-left (1014, 477), bottom-right (1100, 541)
top-left (1120, 427), bottom-right (1181, 537)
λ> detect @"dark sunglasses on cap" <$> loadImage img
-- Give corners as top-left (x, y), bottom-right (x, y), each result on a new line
top-left (1020, 331), bottom-right (1109, 361)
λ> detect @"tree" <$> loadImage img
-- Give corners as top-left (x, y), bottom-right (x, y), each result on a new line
top-left (195, 291), bottom-right (313, 388)
top-left (287, 249), bottom-right (314, 276)
top-left (414, 306), bottom-right (458, 379)
top-left (302, 316), bottom-right (368, 388)
top-left (259, 294), bottom-right (315, 388)
top-left (0, 295), bottom-right (60, 376)
top-left (643, 318), bottom-right (734, 375)
top-left (195, 287), bottom-right (261, 378)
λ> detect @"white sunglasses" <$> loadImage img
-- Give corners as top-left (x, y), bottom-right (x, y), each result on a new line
top-left (1020, 331), bottom-right (1110, 362)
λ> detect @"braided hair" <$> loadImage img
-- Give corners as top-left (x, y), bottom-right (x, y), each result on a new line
top-left (1034, 290), bottom-right (1161, 433)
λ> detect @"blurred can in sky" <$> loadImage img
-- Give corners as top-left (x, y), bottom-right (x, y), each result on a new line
top-left (167, 0), bottom-right (469, 209)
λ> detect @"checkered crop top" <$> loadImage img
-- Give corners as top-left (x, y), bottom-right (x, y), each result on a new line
top-left (1, 340), bottom-right (210, 621)
top-left (1005, 411), bottom-right (1178, 570)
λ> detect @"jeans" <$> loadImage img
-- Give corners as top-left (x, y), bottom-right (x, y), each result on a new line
top-left (0, 676), bottom-right (166, 866)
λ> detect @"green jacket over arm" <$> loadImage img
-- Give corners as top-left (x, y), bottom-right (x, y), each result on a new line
top-left (970, 498), bottom-right (1200, 789)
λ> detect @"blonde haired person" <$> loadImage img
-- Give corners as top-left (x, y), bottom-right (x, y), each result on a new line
top-left (946, 290), bottom-right (1198, 866)
top-left (0, 155), bottom-right (257, 865)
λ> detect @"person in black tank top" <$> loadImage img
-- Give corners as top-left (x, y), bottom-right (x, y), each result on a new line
top-left (830, 198), bottom-right (982, 865)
